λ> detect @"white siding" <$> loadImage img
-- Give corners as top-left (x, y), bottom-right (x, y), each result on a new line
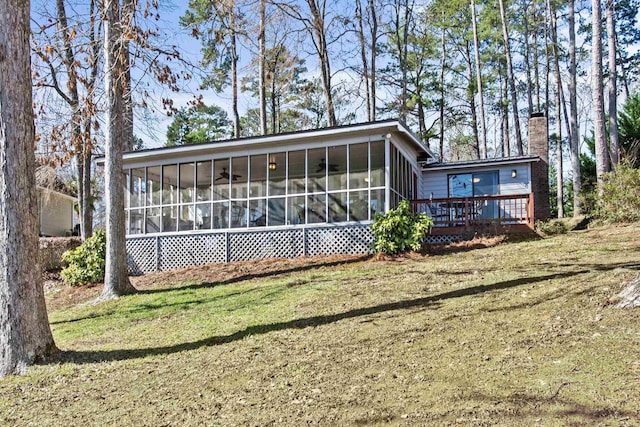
top-left (39, 191), bottom-right (75, 237)
top-left (420, 162), bottom-right (532, 199)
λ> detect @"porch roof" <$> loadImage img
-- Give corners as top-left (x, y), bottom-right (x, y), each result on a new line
top-left (98, 120), bottom-right (436, 166)
top-left (422, 155), bottom-right (540, 171)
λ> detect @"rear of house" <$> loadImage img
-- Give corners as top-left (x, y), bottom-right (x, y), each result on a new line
top-left (117, 117), bottom-right (548, 274)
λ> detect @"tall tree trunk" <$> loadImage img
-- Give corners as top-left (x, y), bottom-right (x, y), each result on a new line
top-left (533, 1), bottom-right (541, 111)
top-left (356, 0), bottom-right (371, 122)
top-left (369, 0), bottom-right (377, 121)
top-left (470, 0), bottom-right (487, 158)
top-left (259, 0), bottom-right (267, 134)
top-left (614, 33), bottom-right (630, 99)
top-left (393, 0), bottom-right (412, 123)
top-left (549, 0), bottom-right (567, 218)
top-left (0, 0), bottom-right (57, 377)
top-left (102, 0), bottom-right (136, 299)
top-left (307, 0), bottom-right (336, 127)
top-left (122, 0), bottom-right (134, 150)
top-left (498, 0), bottom-right (523, 155)
top-left (523, 1), bottom-right (534, 118)
top-left (592, 0), bottom-right (610, 184)
top-left (81, 128), bottom-right (93, 238)
top-left (438, 10), bottom-right (446, 160)
top-left (271, 76), bottom-right (277, 133)
top-left (56, 0), bottom-right (89, 238)
top-left (500, 65), bottom-right (510, 157)
top-left (230, 10), bottom-right (241, 137)
top-left (465, 41), bottom-right (481, 160)
top-left (606, 0), bottom-right (619, 167)
top-left (80, 0), bottom-right (100, 239)
top-left (568, 0), bottom-right (582, 215)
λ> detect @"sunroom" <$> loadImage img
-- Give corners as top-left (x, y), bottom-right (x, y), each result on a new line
top-left (121, 120), bottom-right (436, 273)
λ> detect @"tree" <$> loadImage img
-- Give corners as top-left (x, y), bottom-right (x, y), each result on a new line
top-left (258, 0), bottom-right (267, 135)
top-left (31, 0), bottom-right (102, 241)
top-left (592, 0), bottom-right (610, 185)
top-left (242, 45), bottom-right (309, 134)
top-left (568, 0), bottom-right (583, 216)
top-left (276, 0), bottom-right (338, 127)
top-left (182, 0), bottom-right (243, 137)
top-left (0, 0), bottom-right (57, 377)
top-left (618, 93), bottom-right (640, 166)
top-left (102, 0), bottom-right (137, 299)
top-left (166, 104), bottom-right (232, 146)
top-left (606, 0), bottom-right (619, 167)
top-left (498, 0), bottom-right (524, 156)
top-left (470, 0), bottom-right (487, 158)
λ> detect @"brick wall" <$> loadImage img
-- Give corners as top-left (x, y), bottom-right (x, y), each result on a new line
top-left (528, 114), bottom-right (550, 222)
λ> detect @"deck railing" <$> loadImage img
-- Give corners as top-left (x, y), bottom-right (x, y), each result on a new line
top-left (411, 193), bottom-right (534, 230)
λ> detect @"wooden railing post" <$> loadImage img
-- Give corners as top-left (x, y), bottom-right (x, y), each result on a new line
top-left (464, 197), bottom-right (470, 227)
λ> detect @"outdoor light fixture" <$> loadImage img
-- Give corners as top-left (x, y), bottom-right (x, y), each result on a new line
top-left (269, 158), bottom-right (277, 170)
top-left (511, 169), bottom-right (517, 178)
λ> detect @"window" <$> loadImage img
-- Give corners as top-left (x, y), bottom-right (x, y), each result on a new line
top-left (196, 161), bottom-right (212, 201)
top-left (124, 140), bottom-right (390, 234)
top-left (448, 171), bottom-right (499, 197)
top-left (268, 152), bottom-right (286, 196)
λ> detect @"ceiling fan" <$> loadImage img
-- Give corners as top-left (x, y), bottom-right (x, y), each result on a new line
top-left (215, 167), bottom-right (241, 182)
top-left (316, 158), bottom-right (339, 173)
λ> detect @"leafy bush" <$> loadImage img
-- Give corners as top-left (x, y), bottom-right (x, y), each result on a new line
top-left (61, 229), bottom-right (106, 286)
top-left (370, 200), bottom-right (433, 255)
top-left (594, 161), bottom-right (640, 224)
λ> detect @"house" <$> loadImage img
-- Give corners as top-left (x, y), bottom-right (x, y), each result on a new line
top-left (117, 117), bottom-right (548, 274)
top-left (36, 166), bottom-right (78, 237)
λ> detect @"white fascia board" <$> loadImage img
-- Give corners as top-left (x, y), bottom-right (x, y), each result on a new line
top-left (37, 186), bottom-right (78, 202)
top-left (97, 121), bottom-right (435, 166)
top-left (423, 157), bottom-right (539, 172)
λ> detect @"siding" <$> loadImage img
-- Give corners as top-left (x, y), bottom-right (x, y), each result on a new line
top-left (39, 191), bottom-right (74, 237)
top-left (420, 162), bottom-right (532, 199)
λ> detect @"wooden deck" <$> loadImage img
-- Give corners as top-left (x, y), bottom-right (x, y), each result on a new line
top-left (411, 194), bottom-right (535, 235)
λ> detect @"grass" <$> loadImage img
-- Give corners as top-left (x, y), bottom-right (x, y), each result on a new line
top-left (2, 224), bottom-right (640, 426)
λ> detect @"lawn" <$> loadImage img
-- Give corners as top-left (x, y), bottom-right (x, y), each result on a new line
top-left (2, 224), bottom-right (640, 426)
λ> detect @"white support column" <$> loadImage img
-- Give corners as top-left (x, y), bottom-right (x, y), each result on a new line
top-left (384, 136), bottom-right (391, 213)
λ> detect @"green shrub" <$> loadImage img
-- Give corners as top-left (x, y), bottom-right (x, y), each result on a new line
top-left (370, 200), bottom-right (433, 255)
top-left (61, 229), bottom-right (106, 286)
top-left (594, 161), bottom-right (640, 224)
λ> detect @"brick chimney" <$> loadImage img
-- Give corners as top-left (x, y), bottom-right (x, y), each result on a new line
top-left (528, 113), bottom-right (550, 222)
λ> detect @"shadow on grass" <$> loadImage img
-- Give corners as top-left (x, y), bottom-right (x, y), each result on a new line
top-left (57, 270), bottom-right (581, 365)
top-left (467, 390), bottom-right (639, 422)
top-left (49, 286), bottom-right (263, 326)
top-left (136, 255), bottom-right (372, 295)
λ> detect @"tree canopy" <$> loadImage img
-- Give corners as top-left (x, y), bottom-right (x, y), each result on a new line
top-left (166, 104), bottom-right (233, 146)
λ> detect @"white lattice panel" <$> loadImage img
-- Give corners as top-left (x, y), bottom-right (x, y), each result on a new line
top-left (158, 234), bottom-right (227, 271)
top-left (423, 234), bottom-right (463, 245)
top-left (126, 237), bottom-right (157, 275)
top-left (229, 229), bottom-right (304, 262)
top-left (306, 225), bottom-right (373, 257)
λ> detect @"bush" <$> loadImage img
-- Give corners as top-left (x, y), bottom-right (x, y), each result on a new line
top-left (370, 200), bottom-right (433, 255)
top-left (60, 229), bottom-right (106, 286)
top-left (594, 161), bottom-right (640, 224)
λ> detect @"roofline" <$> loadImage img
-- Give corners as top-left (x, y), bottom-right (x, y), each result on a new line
top-left (422, 156), bottom-right (540, 171)
top-left (37, 186), bottom-right (78, 201)
top-left (96, 120), bottom-right (436, 165)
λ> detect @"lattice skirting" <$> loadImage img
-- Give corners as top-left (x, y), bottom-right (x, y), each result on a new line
top-left (126, 224), bottom-right (376, 275)
top-left (423, 234), bottom-right (464, 245)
